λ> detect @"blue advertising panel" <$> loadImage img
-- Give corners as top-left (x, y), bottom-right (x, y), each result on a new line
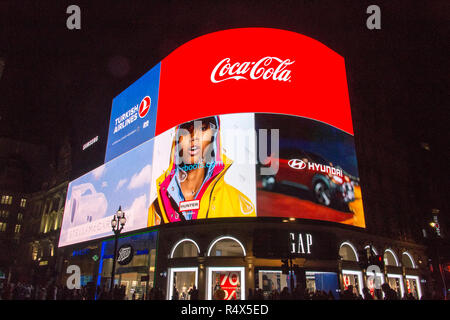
top-left (105, 63), bottom-right (160, 162)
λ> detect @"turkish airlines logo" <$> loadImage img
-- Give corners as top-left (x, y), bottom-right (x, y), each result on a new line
top-left (138, 96), bottom-right (151, 118)
top-left (288, 159), bottom-right (307, 170)
top-left (211, 56), bottom-right (295, 83)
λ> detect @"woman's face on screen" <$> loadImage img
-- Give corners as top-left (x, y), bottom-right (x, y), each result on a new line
top-left (178, 120), bottom-right (215, 165)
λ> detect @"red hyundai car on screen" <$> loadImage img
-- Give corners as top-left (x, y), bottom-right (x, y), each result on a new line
top-left (261, 149), bottom-right (356, 210)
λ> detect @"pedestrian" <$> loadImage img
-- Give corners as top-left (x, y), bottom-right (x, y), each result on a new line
top-left (342, 285), bottom-right (356, 300)
top-left (189, 285), bottom-right (199, 300)
top-left (381, 283), bottom-right (398, 300)
top-left (362, 287), bottom-right (374, 300)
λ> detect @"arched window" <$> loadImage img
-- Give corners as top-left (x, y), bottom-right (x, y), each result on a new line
top-left (402, 252), bottom-right (416, 269)
top-left (339, 242), bottom-right (359, 261)
top-left (207, 236), bottom-right (246, 257)
top-left (170, 239), bottom-right (200, 258)
top-left (384, 249), bottom-right (399, 266)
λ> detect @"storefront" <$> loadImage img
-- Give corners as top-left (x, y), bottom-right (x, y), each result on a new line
top-left (386, 273), bottom-right (405, 297)
top-left (405, 275), bottom-right (422, 299)
top-left (96, 230), bottom-right (158, 300)
top-left (61, 244), bottom-right (101, 289)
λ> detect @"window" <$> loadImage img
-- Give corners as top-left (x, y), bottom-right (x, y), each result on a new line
top-left (0, 222), bottom-right (7, 232)
top-left (207, 237), bottom-right (246, 257)
top-left (20, 198), bottom-right (27, 208)
top-left (171, 239), bottom-right (200, 258)
top-left (384, 249), bottom-right (399, 266)
top-left (0, 210), bottom-right (9, 218)
top-left (1, 195), bottom-right (13, 205)
top-left (31, 245), bottom-right (38, 261)
top-left (339, 242), bottom-right (358, 261)
top-left (15, 224), bottom-right (21, 233)
top-left (17, 213), bottom-right (23, 221)
top-left (402, 252), bottom-right (416, 269)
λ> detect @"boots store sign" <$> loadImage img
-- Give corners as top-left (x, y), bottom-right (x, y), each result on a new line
top-left (117, 244), bottom-right (134, 265)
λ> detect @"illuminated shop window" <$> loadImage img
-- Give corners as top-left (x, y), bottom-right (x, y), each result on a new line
top-left (1, 195), bottom-right (13, 205)
top-left (339, 242), bottom-right (358, 261)
top-left (383, 249), bottom-right (399, 266)
top-left (168, 267), bottom-right (198, 300)
top-left (31, 245), bottom-right (38, 260)
top-left (405, 275), bottom-right (422, 299)
top-left (170, 239), bottom-right (200, 258)
top-left (207, 236), bottom-right (246, 257)
top-left (20, 198), bottom-right (27, 208)
top-left (0, 222), bottom-right (6, 232)
top-left (401, 252), bottom-right (416, 269)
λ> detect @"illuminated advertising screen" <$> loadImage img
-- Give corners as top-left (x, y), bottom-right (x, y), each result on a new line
top-left (60, 28), bottom-right (365, 247)
top-left (105, 63), bottom-right (160, 162)
top-left (59, 139), bottom-right (155, 247)
top-left (148, 113), bottom-right (256, 226)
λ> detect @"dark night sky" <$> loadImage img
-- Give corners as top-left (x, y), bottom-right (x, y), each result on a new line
top-left (0, 0), bottom-right (448, 191)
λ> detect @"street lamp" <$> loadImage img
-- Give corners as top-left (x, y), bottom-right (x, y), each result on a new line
top-left (110, 206), bottom-right (126, 294)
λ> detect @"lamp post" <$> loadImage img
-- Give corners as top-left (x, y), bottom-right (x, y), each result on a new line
top-left (110, 206), bottom-right (126, 294)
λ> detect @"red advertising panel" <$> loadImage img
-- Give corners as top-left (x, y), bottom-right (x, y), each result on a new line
top-left (156, 28), bottom-right (353, 136)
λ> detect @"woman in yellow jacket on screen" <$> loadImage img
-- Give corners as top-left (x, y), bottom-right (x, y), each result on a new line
top-left (148, 116), bottom-right (255, 227)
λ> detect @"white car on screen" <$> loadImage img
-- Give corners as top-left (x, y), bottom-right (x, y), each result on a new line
top-left (68, 183), bottom-right (108, 225)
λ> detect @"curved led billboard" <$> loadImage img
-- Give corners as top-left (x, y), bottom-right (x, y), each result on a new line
top-left (59, 28), bottom-right (365, 247)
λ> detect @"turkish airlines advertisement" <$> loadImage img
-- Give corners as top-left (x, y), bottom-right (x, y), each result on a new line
top-left (105, 63), bottom-right (160, 162)
top-left (60, 28), bottom-right (365, 247)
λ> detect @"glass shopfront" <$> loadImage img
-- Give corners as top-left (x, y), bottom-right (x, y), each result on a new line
top-left (387, 274), bottom-right (404, 298)
top-left (306, 272), bottom-right (340, 299)
top-left (168, 267), bottom-right (198, 300)
top-left (207, 267), bottom-right (245, 300)
top-left (365, 271), bottom-right (385, 298)
top-left (405, 275), bottom-right (422, 299)
top-left (97, 231), bottom-right (158, 300)
top-left (257, 270), bottom-right (289, 298)
top-left (342, 270), bottom-right (363, 296)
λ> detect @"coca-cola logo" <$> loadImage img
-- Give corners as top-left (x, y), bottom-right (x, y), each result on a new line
top-left (211, 56), bottom-right (295, 83)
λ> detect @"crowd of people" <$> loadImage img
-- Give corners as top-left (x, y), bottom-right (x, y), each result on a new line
top-left (0, 280), bottom-right (442, 300)
top-left (0, 281), bottom-right (169, 300)
top-left (248, 283), bottom-right (427, 300)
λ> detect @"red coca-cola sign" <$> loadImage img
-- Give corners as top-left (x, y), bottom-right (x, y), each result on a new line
top-left (211, 57), bottom-right (295, 83)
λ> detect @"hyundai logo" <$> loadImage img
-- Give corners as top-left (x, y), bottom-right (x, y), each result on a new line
top-left (288, 159), bottom-right (306, 170)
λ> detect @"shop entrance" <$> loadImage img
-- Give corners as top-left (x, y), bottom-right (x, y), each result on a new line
top-left (207, 267), bottom-right (245, 300)
top-left (168, 267), bottom-right (198, 300)
top-left (116, 272), bottom-right (148, 300)
top-left (405, 275), bottom-right (422, 299)
top-left (306, 272), bottom-right (340, 299)
top-left (387, 274), bottom-right (404, 298)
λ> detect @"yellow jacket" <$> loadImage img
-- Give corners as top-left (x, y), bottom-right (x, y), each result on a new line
top-left (148, 154), bottom-right (256, 227)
